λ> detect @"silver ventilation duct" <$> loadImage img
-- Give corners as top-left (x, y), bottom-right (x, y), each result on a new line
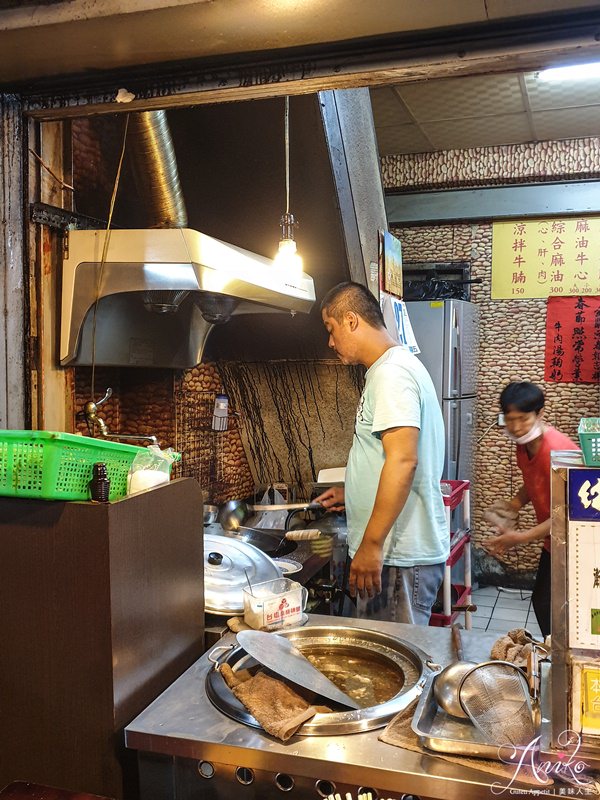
top-left (129, 110), bottom-right (190, 314)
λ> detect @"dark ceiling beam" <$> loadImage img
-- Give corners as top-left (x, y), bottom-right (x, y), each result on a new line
top-left (17, 9), bottom-right (600, 119)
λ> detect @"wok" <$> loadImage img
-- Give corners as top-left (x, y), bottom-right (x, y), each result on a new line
top-left (222, 527), bottom-right (297, 558)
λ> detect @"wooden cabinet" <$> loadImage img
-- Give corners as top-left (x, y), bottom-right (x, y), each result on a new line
top-left (0, 478), bottom-right (204, 799)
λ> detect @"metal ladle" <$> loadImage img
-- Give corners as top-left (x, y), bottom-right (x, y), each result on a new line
top-left (219, 499), bottom-right (321, 532)
top-left (433, 623), bottom-right (476, 718)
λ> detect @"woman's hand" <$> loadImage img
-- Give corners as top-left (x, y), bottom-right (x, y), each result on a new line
top-left (314, 485), bottom-right (345, 512)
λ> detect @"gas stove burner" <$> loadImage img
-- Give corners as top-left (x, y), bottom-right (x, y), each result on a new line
top-left (206, 625), bottom-right (436, 736)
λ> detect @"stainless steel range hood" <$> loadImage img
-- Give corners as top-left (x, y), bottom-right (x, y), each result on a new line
top-left (60, 228), bottom-right (315, 368)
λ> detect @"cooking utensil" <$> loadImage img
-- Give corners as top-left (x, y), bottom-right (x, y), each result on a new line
top-left (219, 499), bottom-right (321, 532)
top-left (458, 659), bottom-right (535, 746)
top-left (223, 527), bottom-right (297, 558)
top-left (236, 629), bottom-right (361, 710)
top-left (203, 533), bottom-right (282, 615)
top-left (433, 623), bottom-right (475, 719)
top-left (203, 504), bottom-right (219, 525)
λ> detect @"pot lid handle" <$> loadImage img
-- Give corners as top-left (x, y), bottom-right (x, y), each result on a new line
top-left (208, 551), bottom-right (224, 566)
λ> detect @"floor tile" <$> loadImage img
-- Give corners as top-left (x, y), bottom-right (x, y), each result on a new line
top-left (488, 606), bottom-right (528, 623)
top-left (498, 589), bottom-right (532, 600)
top-left (471, 617), bottom-right (489, 629)
top-left (472, 586), bottom-right (500, 597)
top-left (486, 618), bottom-right (515, 633)
top-left (494, 596), bottom-right (532, 610)
top-left (471, 595), bottom-right (497, 608)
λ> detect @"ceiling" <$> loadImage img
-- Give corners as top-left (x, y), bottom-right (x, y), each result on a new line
top-left (370, 68), bottom-right (600, 155)
top-left (1, 1), bottom-right (599, 87)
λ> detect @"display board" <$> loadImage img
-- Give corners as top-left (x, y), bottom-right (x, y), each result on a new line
top-left (545, 296), bottom-right (600, 383)
top-left (492, 216), bottom-right (600, 299)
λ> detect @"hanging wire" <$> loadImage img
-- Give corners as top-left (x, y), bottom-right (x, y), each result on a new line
top-left (90, 113), bottom-right (130, 403)
top-left (283, 95), bottom-right (290, 215)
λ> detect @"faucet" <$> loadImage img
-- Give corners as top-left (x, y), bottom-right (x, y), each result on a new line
top-left (80, 388), bottom-right (159, 446)
top-left (82, 388), bottom-right (112, 437)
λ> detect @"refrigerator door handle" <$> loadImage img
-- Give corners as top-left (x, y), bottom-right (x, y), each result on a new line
top-left (450, 305), bottom-right (462, 398)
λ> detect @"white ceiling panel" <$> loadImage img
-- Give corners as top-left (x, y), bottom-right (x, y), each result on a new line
top-left (532, 106), bottom-right (600, 139)
top-left (421, 112), bottom-right (533, 150)
top-left (397, 73), bottom-right (525, 122)
top-left (370, 87), bottom-right (414, 126)
top-left (376, 123), bottom-right (435, 156)
top-left (524, 71), bottom-right (600, 110)
top-left (373, 64), bottom-right (600, 156)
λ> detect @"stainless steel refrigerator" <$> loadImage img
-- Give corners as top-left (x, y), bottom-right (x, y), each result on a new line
top-left (405, 299), bottom-right (480, 484)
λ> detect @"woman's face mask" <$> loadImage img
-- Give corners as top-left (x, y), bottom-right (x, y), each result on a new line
top-left (503, 409), bottom-right (544, 445)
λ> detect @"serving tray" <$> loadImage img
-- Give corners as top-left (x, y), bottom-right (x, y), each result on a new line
top-left (412, 673), bottom-right (504, 760)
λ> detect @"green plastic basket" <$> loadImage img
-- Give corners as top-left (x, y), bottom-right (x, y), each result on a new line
top-left (0, 430), bottom-right (146, 501)
top-left (578, 418), bottom-right (600, 467)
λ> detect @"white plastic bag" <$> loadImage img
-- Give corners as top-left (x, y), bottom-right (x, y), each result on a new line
top-left (253, 487), bottom-right (288, 529)
top-left (127, 446), bottom-right (180, 495)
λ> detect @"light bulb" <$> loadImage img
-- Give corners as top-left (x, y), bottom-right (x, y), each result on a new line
top-left (274, 238), bottom-right (303, 276)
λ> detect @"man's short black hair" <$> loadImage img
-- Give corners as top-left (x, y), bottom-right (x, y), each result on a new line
top-left (320, 281), bottom-right (385, 329)
top-left (499, 382), bottom-right (545, 414)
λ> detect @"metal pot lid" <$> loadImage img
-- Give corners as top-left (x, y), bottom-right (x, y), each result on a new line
top-left (204, 533), bottom-right (281, 616)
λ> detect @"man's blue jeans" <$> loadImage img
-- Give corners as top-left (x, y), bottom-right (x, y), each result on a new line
top-left (354, 562), bottom-right (445, 625)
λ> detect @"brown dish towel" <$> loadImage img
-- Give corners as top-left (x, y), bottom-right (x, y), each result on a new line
top-left (483, 499), bottom-right (519, 530)
top-left (220, 663), bottom-right (318, 741)
top-left (379, 701), bottom-right (552, 788)
top-left (226, 616), bottom-right (253, 633)
top-left (490, 627), bottom-right (546, 667)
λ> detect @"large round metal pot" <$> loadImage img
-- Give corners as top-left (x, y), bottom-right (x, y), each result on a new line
top-left (204, 533), bottom-right (282, 616)
top-left (206, 625), bottom-right (437, 735)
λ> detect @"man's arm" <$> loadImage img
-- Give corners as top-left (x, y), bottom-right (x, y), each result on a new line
top-left (510, 485), bottom-right (530, 511)
top-left (349, 425), bottom-right (419, 599)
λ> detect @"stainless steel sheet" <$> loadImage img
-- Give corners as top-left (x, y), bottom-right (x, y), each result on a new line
top-left (236, 629), bottom-right (361, 709)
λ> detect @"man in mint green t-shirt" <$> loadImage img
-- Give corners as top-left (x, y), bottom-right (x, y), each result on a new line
top-left (315, 282), bottom-right (448, 624)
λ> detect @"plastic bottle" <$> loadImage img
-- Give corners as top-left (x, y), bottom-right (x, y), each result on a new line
top-left (90, 462), bottom-right (111, 502)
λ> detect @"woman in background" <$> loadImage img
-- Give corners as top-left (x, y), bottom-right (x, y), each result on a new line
top-left (485, 381), bottom-right (578, 637)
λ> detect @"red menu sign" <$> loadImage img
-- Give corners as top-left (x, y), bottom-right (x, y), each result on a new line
top-left (545, 296), bottom-right (600, 383)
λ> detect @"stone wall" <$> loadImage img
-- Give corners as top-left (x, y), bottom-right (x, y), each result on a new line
top-left (381, 138), bottom-right (600, 191)
top-left (387, 138), bottom-right (600, 586)
top-left (75, 360), bottom-right (361, 505)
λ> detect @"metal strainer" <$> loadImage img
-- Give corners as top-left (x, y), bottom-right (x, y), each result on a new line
top-left (458, 660), bottom-right (535, 746)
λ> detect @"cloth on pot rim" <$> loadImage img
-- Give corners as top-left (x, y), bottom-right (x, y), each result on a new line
top-left (379, 701), bottom-right (552, 787)
top-left (490, 628), bottom-right (541, 667)
top-left (220, 663), bottom-right (318, 741)
top-left (226, 616), bottom-right (253, 633)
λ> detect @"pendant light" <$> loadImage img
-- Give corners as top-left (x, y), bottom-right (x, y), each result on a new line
top-left (274, 96), bottom-right (304, 276)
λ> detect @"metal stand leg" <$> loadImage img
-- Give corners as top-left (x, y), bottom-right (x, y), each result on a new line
top-left (337, 552), bottom-right (350, 617)
top-left (464, 540), bottom-right (472, 630)
top-left (443, 563), bottom-right (452, 620)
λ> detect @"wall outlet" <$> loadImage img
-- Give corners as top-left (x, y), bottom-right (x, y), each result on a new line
top-left (497, 413), bottom-right (506, 427)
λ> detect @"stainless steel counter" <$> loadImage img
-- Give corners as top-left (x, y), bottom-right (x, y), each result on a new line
top-left (124, 615), bottom-right (564, 800)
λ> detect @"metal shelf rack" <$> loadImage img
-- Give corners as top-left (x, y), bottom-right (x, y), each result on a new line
top-left (429, 479), bottom-right (472, 630)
